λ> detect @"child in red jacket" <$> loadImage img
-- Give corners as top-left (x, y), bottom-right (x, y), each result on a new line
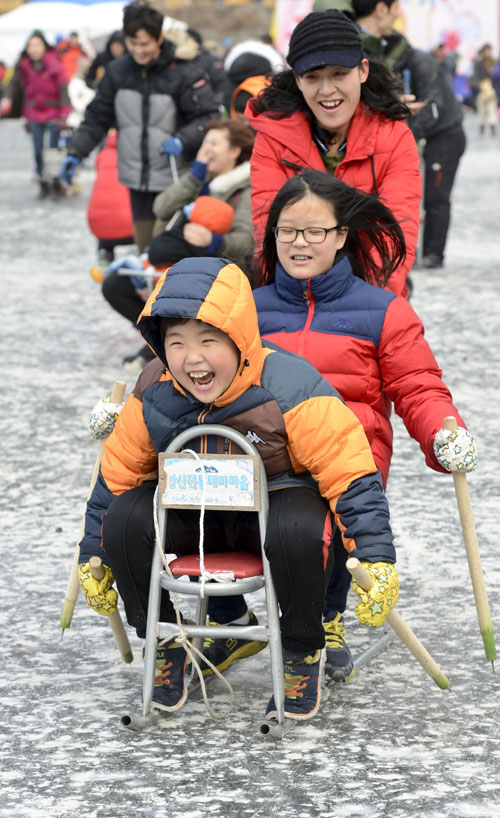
top-left (86, 131), bottom-right (134, 280)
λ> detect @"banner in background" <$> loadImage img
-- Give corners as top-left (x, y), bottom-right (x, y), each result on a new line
top-left (271, 0), bottom-right (499, 74)
top-left (399, 0), bottom-right (499, 74)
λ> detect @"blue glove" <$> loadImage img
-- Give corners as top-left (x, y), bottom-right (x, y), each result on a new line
top-left (103, 255), bottom-right (147, 292)
top-left (104, 255), bottom-right (144, 277)
top-left (160, 136), bottom-right (183, 157)
top-left (60, 155), bottom-right (81, 184)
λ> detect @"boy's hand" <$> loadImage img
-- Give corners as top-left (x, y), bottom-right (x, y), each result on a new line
top-left (433, 427), bottom-right (478, 472)
top-left (78, 562), bottom-right (118, 616)
top-left (352, 561), bottom-right (399, 627)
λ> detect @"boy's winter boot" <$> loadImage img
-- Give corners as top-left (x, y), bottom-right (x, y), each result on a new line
top-left (149, 637), bottom-right (189, 712)
top-left (323, 612), bottom-right (354, 682)
top-left (266, 648), bottom-right (325, 721)
top-left (200, 610), bottom-right (267, 677)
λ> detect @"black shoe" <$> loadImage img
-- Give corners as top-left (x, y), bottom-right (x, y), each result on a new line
top-left (38, 180), bottom-right (49, 199)
top-left (266, 648), bottom-right (325, 721)
top-left (422, 253), bottom-right (444, 269)
top-left (149, 637), bottom-right (189, 713)
top-left (50, 177), bottom-right (65, 199)
top-left (122, 344), bottom-right (155, 371)
top-left (323, 613), bottom-right (354, 682)
top-left (200, 610), bottom-right (267, 677)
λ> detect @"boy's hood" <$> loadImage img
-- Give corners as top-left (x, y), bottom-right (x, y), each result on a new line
top-left (137, 257), bottom-right (266, 406)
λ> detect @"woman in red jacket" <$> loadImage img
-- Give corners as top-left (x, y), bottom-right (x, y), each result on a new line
top-left (252, 170), bottom-right (477, 682)
top-left (246, 9), bottom-right (421, 299)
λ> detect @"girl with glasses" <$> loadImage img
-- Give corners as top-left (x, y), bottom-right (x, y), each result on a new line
top-left (249, 169), bottom-right (475, 684)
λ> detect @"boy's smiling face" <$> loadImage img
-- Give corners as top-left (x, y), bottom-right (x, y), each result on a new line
top-left (164, 319), bottom-right (240, 403)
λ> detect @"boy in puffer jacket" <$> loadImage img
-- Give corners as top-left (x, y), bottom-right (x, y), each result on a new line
top-left (78, 256), bottom-right (398, 721)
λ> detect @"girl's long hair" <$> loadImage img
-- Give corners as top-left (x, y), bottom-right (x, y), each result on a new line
top-left (260, 170), bottom-right (406, 287)
top-left (252, 57), bottom-right (409, 121)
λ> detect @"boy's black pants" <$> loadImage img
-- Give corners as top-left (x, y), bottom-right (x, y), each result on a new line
top-left (102, 483), bottom-right (334, 655)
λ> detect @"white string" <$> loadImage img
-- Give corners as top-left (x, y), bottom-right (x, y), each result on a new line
top-left (152, 461), bottom-right (235, 720)
top-left (181, 449), bottom-right (209, 597)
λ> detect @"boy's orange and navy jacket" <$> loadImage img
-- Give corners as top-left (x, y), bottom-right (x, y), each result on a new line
top-left (254, 257), bottom-right (466, 486)
top-left (79, 257), bottom-right (394, 565)
top-left (245, 98), bottom-right (421, 299)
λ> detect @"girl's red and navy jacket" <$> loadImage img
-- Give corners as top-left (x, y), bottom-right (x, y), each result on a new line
top-left (253, 257), bottom-right (466, 485)
top-left (79, 257), bottom-right (395, 566)
top-left (245, 98), bottom-right (421, 298)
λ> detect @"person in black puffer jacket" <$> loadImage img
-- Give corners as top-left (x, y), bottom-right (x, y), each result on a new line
top-left (61, 2), bottom-right (220, 253)
top-left (85, 30), bottom-right (127, 89)
top-left (351, 0), bottom-right (466, 269)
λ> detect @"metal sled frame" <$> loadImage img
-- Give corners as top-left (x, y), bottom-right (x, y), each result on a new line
top-left (122, 425), bottom-right (292, 737)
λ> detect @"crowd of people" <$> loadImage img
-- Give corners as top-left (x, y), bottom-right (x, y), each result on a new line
top-left (2, 0), bottom-right (487, 724)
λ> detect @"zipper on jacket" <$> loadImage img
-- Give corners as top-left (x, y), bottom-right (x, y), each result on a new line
top-left (281, 159), bottom-right (307, 174)
top-left (141, 67), bottom-right (150, 190)
top-left (298, 283), bottom-right (315, 358)
top-left (197, 404), bottom-right (213, 454)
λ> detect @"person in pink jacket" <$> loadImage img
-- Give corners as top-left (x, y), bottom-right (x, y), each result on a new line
top-left (1, 31), bottom-right (71, 197)
top-left (245, 9), bottom-right (421, 299)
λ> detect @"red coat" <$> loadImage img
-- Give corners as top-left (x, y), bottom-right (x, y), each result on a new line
top-left (87, 132), bottom-right (134, 241)
top-left (18, 50), bottom-right (71, 123)
top-left (254, 258), bottom-right (466, 485)
top-left (245, 99), bottom-right (421, 298)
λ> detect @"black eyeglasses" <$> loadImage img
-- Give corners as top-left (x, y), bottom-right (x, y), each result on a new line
top-left (273, 226), bottom-right (341, 244)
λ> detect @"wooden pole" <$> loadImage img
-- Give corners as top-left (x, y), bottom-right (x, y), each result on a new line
top-left (346, 558), bottom-right (450, 689)
top-left (443, 416), bottom-right (496, 666)
top-left (59, 382), bottom-right (126, 639)
top-left (89, 557), bottom-right (133, 664)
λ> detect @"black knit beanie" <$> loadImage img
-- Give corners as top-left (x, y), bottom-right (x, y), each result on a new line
top-left (286, 9), bottom-right (364, 75)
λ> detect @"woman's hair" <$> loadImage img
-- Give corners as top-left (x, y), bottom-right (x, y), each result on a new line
top-left (204, 118), bottom-right (255, 165)
top-left (260, 170), bottom-right (406, 287)
top-left (22, 30), bottom-right (52, 57)
top-left (252, 57), bottom-right (409, 121)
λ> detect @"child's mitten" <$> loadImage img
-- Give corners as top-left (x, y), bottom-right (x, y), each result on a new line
top-left (78, 562), bottom-right (118, 616)
top-left (352, 561), bottom-right (399, 627)
top-left (433, 427), bottom-right (478, 472)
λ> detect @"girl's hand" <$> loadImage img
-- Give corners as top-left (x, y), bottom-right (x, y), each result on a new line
top-left (183, 222), bottom-right (212, 247)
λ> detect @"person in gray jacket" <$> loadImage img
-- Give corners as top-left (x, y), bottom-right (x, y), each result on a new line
top-left (60, 1), bottom-right (220, 252)
top-left (150, 118), bottom-right (255, 271)
top-left (101, 117), bottom-right (255, 371)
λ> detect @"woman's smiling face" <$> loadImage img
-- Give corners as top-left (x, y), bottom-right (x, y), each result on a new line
top-left (295, 61), bottom-right (369, 140)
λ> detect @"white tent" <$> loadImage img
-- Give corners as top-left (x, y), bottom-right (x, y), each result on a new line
top-left (0, 0), bottom-right (185, 67)
top-left (0, 1), bottom-right (128, 65)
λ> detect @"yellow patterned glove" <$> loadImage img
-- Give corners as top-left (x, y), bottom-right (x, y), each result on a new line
top-left (352, 561), bottom-right (399, 627)
top-left (78, 562), bottom-right (118, 616)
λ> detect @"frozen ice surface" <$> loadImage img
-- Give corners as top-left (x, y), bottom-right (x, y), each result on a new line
top-left (0, 114), bottom-right (499, 818)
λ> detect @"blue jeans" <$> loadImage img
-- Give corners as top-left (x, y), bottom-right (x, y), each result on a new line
top-left (30, 120), bottom-right (58, 177)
